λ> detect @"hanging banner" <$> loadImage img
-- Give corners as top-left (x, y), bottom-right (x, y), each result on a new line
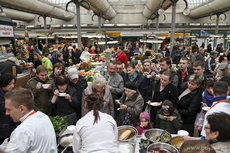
top-left (0, 25), bottom-right (14, 37)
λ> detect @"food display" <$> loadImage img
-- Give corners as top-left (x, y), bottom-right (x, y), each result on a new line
top-left (119, 130), bottom-right (132, 141)
top-left (151, 132), bottom-right (171, 143)
top-left (170, 136), bottom-right (184, 149)
top-left (145, 129), bottom-right (172, 143)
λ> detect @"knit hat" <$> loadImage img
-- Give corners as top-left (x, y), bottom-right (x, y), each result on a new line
top-left (68, 68), bottom-right (79, 79)
top-left (161, 100), bottom-right (174, 113)
top-left (0, 73), bottom-right (15, 88)
top-left (139, 112), bottom-right (150, 121)
top-left (125, 82), bottom-right (137, 91)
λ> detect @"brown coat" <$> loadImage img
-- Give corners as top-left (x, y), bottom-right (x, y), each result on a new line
top-left (81, 84), bottom-right (114, 118)
top-left (117, 90), bottom-right (144, 126)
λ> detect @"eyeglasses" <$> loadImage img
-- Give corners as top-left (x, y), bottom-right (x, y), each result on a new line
top-left (204, 126), bottom-right (211, 130)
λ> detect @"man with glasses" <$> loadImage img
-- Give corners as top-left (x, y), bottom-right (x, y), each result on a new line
top-left (67, 67), bottom-right (87, 119)
top-left (183, 81), bottom-right (230, 142)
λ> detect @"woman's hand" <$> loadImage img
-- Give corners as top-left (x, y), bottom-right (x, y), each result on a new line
top-left (65, 94), bottom-right (71, 101)
top-left (147, 100), bottom-right (151, 105)
top-left (120, 104), bottom-right (127, 110)
top-left (53, 90), bottom-right (59, 97)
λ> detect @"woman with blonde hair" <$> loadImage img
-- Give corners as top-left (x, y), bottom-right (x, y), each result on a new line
top-left (81, 73), bottom-right (114, 117)
top-left (73, 93), bottom-right (119, 153)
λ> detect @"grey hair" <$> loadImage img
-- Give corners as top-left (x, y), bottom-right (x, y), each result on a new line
top-left (92, 73), bottom-right (106, 88)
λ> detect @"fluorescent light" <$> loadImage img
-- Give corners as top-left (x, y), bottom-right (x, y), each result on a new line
top-left (117, 24), bottom-right (127, 26)
top-left (51, 25), bottom-right (61, 27)
top-left (103, 24), bottom-right (115, 26)
top-left (39, 36), bottom-right (54, 39)
top-left (81, 24), bottom-right (88, 27)
top-left (66, 24), bottom-right (74, 27)
top-left (189, 35), bottom-right (196, 38)
top-left (158, 36), bottom-right (166, 39)
top-left (27, 25), bottom-right (35, 28)
top-left (128, 24), bottom-right (142, 26)
top-left (140, 39), bottom-right (163, 43)
top-left (189, 23), bottom-right (201, 26)
top-left (96, 41), bottom-right (118, 45)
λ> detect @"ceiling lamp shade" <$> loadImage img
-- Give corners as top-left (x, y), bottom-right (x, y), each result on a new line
top-left (183, 8), bottom-right (190, 16)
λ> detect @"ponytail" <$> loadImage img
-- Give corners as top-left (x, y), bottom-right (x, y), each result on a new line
top-left (85, 93), bottom-right (102, 124)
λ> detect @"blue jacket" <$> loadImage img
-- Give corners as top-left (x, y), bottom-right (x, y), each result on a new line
top-left (205, 57), bottom-right (216, 75)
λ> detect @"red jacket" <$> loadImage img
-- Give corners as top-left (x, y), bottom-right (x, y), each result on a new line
top-left (116, 51), bottom-right (128, 65)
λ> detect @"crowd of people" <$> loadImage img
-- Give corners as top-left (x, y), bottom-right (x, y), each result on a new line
top-left (0, 40), bottom-right (230, 153)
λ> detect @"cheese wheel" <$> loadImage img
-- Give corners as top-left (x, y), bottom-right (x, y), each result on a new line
top-left (119, 129), bottom-right (132, 140)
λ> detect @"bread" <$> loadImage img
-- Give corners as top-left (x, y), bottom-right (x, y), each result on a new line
top-left (119, 129), bottom-right (132, 140)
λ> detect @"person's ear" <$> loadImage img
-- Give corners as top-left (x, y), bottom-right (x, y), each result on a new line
top-left (213, 131), bottom-right (219, 140)
top-left (19, 105), bottom-right (26, 114)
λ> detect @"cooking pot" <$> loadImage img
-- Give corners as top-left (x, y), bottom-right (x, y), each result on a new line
top-left (58, 131), bottom-right (73, 153)
top-left (144, 129), bottom-right (171, 143)
top-left (118, 125), bottom-right (137, 142)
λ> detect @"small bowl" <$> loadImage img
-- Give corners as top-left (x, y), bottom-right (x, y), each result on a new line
top-left (67, 125), bottom-right (76, 132)
top-left (58, 93), bottom-right (66, 97)
top-left (118, 126), bottom-right (137, 142)
top-left (42, 84), bottom-right (50, 89)
top-left (177, 130), bottom-right (189, 136)
top-left (146, 75), bottom-right (152, 78)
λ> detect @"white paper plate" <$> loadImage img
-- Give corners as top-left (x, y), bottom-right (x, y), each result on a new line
top-left (58, 93), bottom-right (66, 97)
top-left (150, 102), bottom-right (162, 107)
top-left (202, 107), bottom-right (210, 111)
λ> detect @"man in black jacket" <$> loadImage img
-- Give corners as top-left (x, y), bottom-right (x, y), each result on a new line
top-left (0, 57), bottom-right (22, 75)
top-left (67, 68), bottom-right (87, 119)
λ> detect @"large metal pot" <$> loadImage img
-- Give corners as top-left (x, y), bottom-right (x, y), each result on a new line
top-left (58, 130), bottom-right (74, 153)
top-left (118, 125), bottom-right (137, 142)
top-left (147, 142), bottom-right (179, 153)
top-left (144, 129), bottom-right (171, 143)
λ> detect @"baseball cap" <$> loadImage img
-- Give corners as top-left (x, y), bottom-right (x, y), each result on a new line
top-left (211, 51), bottom-right (218, 54)
top-left (68, 68), bottom-right (79, 79)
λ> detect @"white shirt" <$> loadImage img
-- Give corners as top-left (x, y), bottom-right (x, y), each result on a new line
top-left (4, 111), bottom-right (57, 153)
top-left (201, 102), bottom-right (230, 137)
top-left (73, 110), bottom-right (119, 153)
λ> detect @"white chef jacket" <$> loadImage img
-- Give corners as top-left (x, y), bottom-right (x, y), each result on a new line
top-left (72, 110), bottom-right (119, 153)
top-left (4, 111), bottom-right (57, 153)
top-left (80, 51), bottom-right (91, 62)
top-left (201, 102), bottom-right (230, 137)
